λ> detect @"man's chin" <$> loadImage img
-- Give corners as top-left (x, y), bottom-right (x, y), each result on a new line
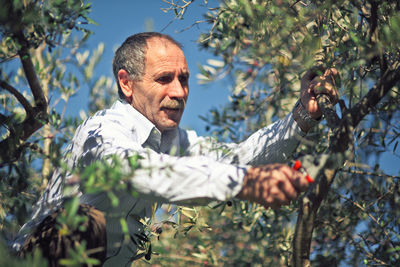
top-left (156, 119), bottom-right (181, 132)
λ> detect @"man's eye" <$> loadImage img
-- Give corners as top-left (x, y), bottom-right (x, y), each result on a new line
top-left (179, 75), bottom-right (189, 84)
top-left (157, 76), bottom-right (173, 84)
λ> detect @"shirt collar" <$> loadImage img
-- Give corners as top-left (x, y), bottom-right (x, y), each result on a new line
top-left (112, 100), bottom-right (161, 147)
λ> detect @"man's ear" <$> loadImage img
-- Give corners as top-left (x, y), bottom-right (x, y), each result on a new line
top-left (118, 69), bottom-right (134, 100)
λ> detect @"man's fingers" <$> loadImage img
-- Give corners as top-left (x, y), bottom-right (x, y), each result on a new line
top-left (266, 186), bottom-right (291, 207)
top-left (324, 67), bottom-right (338, 77)
top-left (301, 67), bottom-right (338, 103)
top-left (290, 169), bottom-right (309, 192)
top-left (273, 167), bottom-right (308, 202)
top-left (303, 66), bottom-right (326, 81)
top-left (326, 68), bottom-right (340, 104)
top-left (310, 73), bottom-right (339, 105)
top-left (277, 180), bottom-right (299, 201)
top-left (272, 164), bottom-right (309, 192)
top-left (303, 67), bottom-right (338, 86)
top-left (239, 164), bottom-right (312, 210)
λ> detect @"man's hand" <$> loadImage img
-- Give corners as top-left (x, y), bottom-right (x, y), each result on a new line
top-left (237, 164), bottom-right (310, 209)
top-left (300, 67), bottom-right (339, 119)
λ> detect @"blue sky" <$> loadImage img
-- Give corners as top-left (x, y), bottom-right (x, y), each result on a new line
top-left (72, 0), bottom-right (230, 136)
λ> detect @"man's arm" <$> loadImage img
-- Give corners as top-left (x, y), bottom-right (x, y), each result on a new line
top-left (76, 67), bottom-right (338, 209)
top-left (188, 68), bottom-right (339, 168)
top-left (71, 121), bottom-right (246, 206)
top-left (236, 67), bottom-right (339, 209)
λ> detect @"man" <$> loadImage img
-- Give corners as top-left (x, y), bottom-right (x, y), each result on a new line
top-left (14, 32), bottom-right (338, 266)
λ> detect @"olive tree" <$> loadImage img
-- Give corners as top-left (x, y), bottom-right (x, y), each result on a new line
top-left (144, 1), bottom-right (400, 266)
top-left (0, 0), bottom-right (116, 265)
top-left (1, 1), bottom-right (399, 266)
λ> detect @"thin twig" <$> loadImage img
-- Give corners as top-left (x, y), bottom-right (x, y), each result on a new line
top-left (338, 193), bottom-right (396, 249)
top-left (290, 0), bottom-right (306, 9)
top-left (0, 53), bottom-right (19, 64)
top-left (341, 168), bottom-right (400, 179)
top-left (177, 19), bottom-right (208, 33)
top-left (354, 234), bottom-right (391, 266)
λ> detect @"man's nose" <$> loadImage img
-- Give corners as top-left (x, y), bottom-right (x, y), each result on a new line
top-left (168, 78), bottom-right (187, 99)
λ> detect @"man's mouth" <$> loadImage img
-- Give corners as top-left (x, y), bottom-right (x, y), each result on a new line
top-left (161, 99), bottom-right (186, 110)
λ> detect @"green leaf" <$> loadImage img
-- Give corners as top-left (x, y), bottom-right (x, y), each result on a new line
top-left (107, 191), bottom-right (119, 207)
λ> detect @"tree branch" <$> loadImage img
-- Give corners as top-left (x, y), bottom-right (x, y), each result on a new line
top-left (0, 35), bottom-right (49, 165)
top-left (0, 113), bottom-right (8, 125)
top-left (18, 46), bottom-right (47, 109)
top-left (292, 154), bottom-right (344, 267)
top-left (349, 68), bottom-right (400, 127)
top-left (291, 66), bottom-right (400, 267)
top-left (0, 79), bottom-right (34, 115)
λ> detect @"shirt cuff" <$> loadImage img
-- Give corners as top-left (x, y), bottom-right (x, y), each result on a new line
top-left (292, 100), bottom-right (321, 132)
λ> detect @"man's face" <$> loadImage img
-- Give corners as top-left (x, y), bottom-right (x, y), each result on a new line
top-left (130, 38), bottom-right (189, 132)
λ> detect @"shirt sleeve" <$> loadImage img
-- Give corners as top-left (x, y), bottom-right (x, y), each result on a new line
top-left (185, 112), bottom-right (305, 166)
top-left (131, 151), bottom-right (247, 205)
top-left (75, 120), bottom-right (246, 206)
top-left (73, 112), bottom-right (303, 206)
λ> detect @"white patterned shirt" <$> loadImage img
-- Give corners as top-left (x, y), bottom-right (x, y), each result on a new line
top-left (14, 100), bottom-right (306, 266)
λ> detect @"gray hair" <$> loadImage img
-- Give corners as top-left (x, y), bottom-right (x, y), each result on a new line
top-left (112, 32), bottom-right (183, 99)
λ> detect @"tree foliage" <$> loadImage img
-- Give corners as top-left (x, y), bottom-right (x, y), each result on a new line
top-left (0, 0), bottom-right (115, 265)
top-left (144, 1), bottom-right (400, 266)
top-left (1, 0), bottom-right (400, 266)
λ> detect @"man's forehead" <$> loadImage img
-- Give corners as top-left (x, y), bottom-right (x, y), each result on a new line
top-left (146, 37), bottom-right (181, 52)
top-left (145, 37), bottom-right (187, 69)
